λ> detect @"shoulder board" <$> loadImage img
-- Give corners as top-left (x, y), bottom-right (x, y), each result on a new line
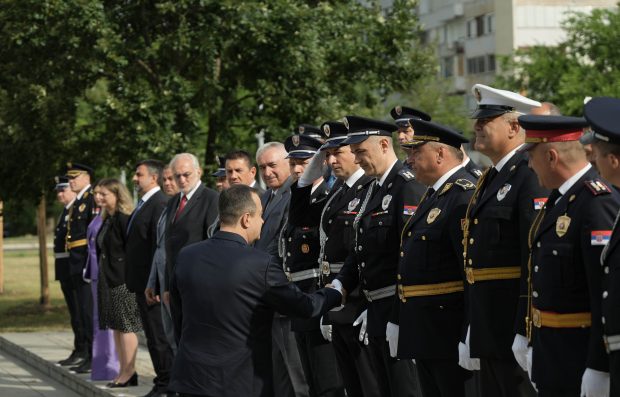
top-left (455, 178), bottom-right (476, 190)
top-left (398, 169), bottom-right (416, 181)
top-left (438, 183), bottom-right (453, 196)
top-left (472, 168), bottom-right (483, 177)
top-left (584, 180), bottom-right (612, 195)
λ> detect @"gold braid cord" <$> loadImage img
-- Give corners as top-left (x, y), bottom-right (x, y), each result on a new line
top-left (526, 203), bottom-right (547, 341)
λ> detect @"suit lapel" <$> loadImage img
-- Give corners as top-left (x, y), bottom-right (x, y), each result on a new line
top-left (472, 152), bottom-right (522, 216)
top-left (175, 184), bottom-right (205, 223)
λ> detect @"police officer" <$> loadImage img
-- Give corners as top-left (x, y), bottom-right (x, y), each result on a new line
top-left (331, 115), bottom-right (426, 397)
top-left (64, 162), bottom-right (97, 373)
top-left (281, 133), bottom-right (344, 397)
top-left (392, 119), bottom-right (476, 397)
top-left (292, 121), bottom-right (379, 397)
top-left (583, 97), bottom-right (620, 396)
top-left (460, 85), bottom-right (546, 397)
top-left (519, 114), bottom-right (619, 396)
top-left (211, 156), bottom-right (229, 192)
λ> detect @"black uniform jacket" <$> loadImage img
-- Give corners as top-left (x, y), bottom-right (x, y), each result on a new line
top-left (98, 212), bottom-right (130, 288)
top-left (255, 177), bottom-right (294, 263)
top-left (67, 187), bottom-right (97, 276)
top-left (601, 205), bottom-right (620, 382)
top-left (338, 161), bottom-right (426, 338)
top-left (464, 150), bottom-right (548, 359)
top-left (464, 158), bottom-right (483, 180)
top-left (54, 205), bottom-right (72, 281)
top-left (125, 189), bottom-right (168, 293)
top-left (168, 231), bottom-right (342, 397)
top-left (396, 167), bottom-right (476, 360)
top-left (530, 168), bottom-right (619, 390)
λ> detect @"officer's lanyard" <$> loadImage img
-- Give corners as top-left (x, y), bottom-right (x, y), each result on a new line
top-left (461, 168), bottom-right (492, 270)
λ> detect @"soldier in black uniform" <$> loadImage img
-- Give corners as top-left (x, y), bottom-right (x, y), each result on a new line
top-left (64, 162), bottom-right (97, 372)
top-left (393, 119), bottom-right (476, 397)
top-left (583, 97), bottom-right (620, 396)
top-left (519, 114), bottom-right (619, 396)
top-left (461, 85), bottom-right (546, 397)
top-left (211, 155), bottom-right (229, 192)
top-left (331, 116), bottom-right (426, 397)
top-left (291, 121), bottom-right (379, 397)
top-left (281, 133), bottom-right (344, 397)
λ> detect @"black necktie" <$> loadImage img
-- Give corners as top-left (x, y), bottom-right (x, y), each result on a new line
top-left (545, 189), bottom-right (562, 209)
top-left (486, 167), bottom-right (498, 185)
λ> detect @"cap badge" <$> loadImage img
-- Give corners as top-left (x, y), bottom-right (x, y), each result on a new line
top-left (427, 208), bottom-right (442, 224)
top-left (496, 183), bottom-right (511, 201)
top-left (323, 124), bottom-right (331, 137)
top-left (556, 214), bottom-right (571, 237)
top-left (301, 243), bottom-right (310, 253)
top-left (395, 106), bottom-right (402, 116)
top-left (348, 198), bottom-right (360, 212)
top-left (382, 194), bottom-right (392, 210)
top-left (292, 135), bottom-right (300, 147)
top-left (66, 162), bottom-right (73, 168)
top-left (342, 117), bottom-right (349, 129)
top-left (298, 126), bottom-right (305, 134)
top-left (474, 88), bottom-right (482, 102)
top-left (54, 176), bottom-right (60, 184)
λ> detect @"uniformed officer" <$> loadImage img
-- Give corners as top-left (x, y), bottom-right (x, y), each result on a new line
top-left (583, 97), bottom-right (620, 396)
top-left (292, 121), bottom-right (379, 397)
top-left (331, 115), bottom-right (426, 397)
top-left (211, 156), bottom-right (229, 192)
top-left (460, 85), bottom-right (546, 397)
top-left (64, 162), bottom-right (97, 373)
top-left (391, 119), bottom-right (476, 397)
top-left (298, 124), bottom-right (328, 143)
top-left (519, 114), bottom-right (619, 396)
top-left (281, 133), bottom-right (344, 397)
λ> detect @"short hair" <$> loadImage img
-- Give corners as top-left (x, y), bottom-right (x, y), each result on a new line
top-left (256, 142), bottom-right (286, 163)
top-left (169, 153), bottom-right (200, 171)
top-left (427, 142), bottom-right (464, 162)
top-left (219, 184), bottom-right (260, 226)
top-left (225, 150), bottom-right (254, 169)
top-left (594, 140), bottom-right (620, 157)
top-left (135, 159), bottom-right (164, 186)
top-left (540, 102), bottom-right (562, 116)
top-left (95, 178), bottom-right (134, 218)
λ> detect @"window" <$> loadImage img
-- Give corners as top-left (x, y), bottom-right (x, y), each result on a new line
top-left (488, 54), bottom-right (496, 71)
top-left (486, 14), bottom-right (494, 34)
top-left (476, 16), bottom-right (485, 37)
top-left (467, 19), bottom-right (475, 38)
top-left (442, 56), bottom-right (454, 78)
top-left (467, 55), bottom-right (496, 75)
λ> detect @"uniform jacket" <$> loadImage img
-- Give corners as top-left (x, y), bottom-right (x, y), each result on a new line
top-left (601, 205), bottom-right (620, 379)
top-left (147, 208), bottom-right (168, 295)
top-left (97, 212), bottom-right (130, 288)
top-left (168, 231), bottom-right (342, 397)
top-left (125, 189), bottom-right (168, 293)
top-left (67, 187), bottom-right (97, 276)
top-left (464, 158), bottom-right (483, 180)
top-left (464, 150), bottom-right (548, 359)
top-left (54, 205), bottom-right (72, 281)
top-left (338, 161), bottom-right (426, 337)
top-left (396, 167), bottom-right (476, 360)
top-left (530, 167), bottom-right (619, 390)
top-left (254, 177), bottom-right (294, 262)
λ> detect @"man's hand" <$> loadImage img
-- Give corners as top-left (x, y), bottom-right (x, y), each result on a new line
top-left (353, 310), bottom-right (369, 345)
top-left (580, 368), bottom-right (609, 397)
top-left (457, 326), bottom-right (480, 371)
top-left (320, 316), bottom-right (332, 342)
top-left (511, 334), bottom-right (529, 372)
top-left (327, 279), bottom-right (347, 305)
top-left (386, 322), bottom-right (399, 358)
top-left (145, 288), bottom-right (160, 306)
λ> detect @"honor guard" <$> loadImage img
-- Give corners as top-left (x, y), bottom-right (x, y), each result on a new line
top-left (63, 162), bottom-right (97, 372)
top-left (332, 116), bottom-right (426, 397)
top-left (281, 133), bottom-right (345, 396)
top-left (583, 97), bottom-right (620, 396)
top-left (393, 120), bottom-right (476, 397)
top-left (461, 85), bottom-right (546, 397)
top-left (519, 114), bottom-right (619, 396)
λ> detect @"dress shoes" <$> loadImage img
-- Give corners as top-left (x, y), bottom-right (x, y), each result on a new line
top-left (57, 351), bottom-right (86, 366)
top-left (70, 358), bottom-right (92, 374)
top-left (107, 372), bottom-right (138, 388)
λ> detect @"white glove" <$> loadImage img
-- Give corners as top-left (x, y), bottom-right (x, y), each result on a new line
top-left (526, 347), bottom-right (537, 391)
top-left (319, 316), bottom-right (332, 342)
top-left (580, 368), bottom-right (610, 397)
top-left (386, 322), bottom-right (399, 358)
top-left (353, 310), bottom-right (369, 345)
top-left (458, 326), bottom-right (480, 371)
top-left (299, 150), bottom-right (327, 187)
top-left (512, 334), bottom-right (529, 372)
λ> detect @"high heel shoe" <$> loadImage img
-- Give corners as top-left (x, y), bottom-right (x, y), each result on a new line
top-left (106, 372), bottom-right (138, 388)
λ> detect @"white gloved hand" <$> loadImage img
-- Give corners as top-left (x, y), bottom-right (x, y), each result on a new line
top-left (512, 334), bottom-right (529, 372)
top-left (319, 316), bottom-right (332, 342)
top-left (580, 368), bottom-right (610, 397)
top-left (526, 347), bottom-right (537, 391)
top-left (353, 310), bottom-right (369, 345)
top-left (458, 326), bottom-right (480, 371)
top-left (386, 322), bottom-right (399, 358)
top-left (299, 150), bottom-right (327, 187)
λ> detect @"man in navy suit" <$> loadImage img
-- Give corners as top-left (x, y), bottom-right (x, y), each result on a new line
top-left (169, 184), bottom-right (342, 397)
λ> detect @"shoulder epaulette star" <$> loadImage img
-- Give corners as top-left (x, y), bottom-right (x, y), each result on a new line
top-left (399, 169), bottom-right (416, 181)
top-left (455, 179), bottom-right (476, 190)
top-left (585, 179), bottom-right (612, 195)
top-left (438, 183), bottom-right (453, 196)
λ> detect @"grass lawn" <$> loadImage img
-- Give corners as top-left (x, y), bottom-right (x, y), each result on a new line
top-left (0, 243), bottom-right (70, 332)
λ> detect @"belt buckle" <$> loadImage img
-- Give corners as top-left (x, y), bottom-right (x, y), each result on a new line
top-left (321, 261), bottom-right (331, 276)
top-left (398, 284), bottom-right (405, 302)
top-left (604, 335), bottom-right (610, 354)
top-left (465, 267), bottom-right (475, 284)
top-left (285, 271), bottom-right (292, 282)
top-left (363, 289), bottom-right (372, 302)
top-left (532, 309), bottom-right (542, 328)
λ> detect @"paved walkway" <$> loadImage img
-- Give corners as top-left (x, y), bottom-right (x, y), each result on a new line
top-left (0, 332), bottom-right (156, 397)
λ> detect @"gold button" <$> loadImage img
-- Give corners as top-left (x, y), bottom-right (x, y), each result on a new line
top-left (474, 219), bottom-right (478, 225)
top-left (397, 274), bottom-right (402, 280)
top-left (407, 231), bottom-right (411, 237)
top-left (468, 259), bottom-right (473, 265)
top-left (400, 252), bottom-right (404, 257)
top-left (422, 235), bottom-right (426, 240)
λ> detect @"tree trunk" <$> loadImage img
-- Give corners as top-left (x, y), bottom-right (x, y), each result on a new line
top-left (37, 195), bottom-right (50, 309)
top-left (0, 200), bottom-right (4, 294)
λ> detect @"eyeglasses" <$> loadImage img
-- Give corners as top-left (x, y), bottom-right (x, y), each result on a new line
top-left (174, 171), bottom-right (193, 180)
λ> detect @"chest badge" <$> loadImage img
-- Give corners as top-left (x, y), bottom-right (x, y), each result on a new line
top-left (555, 215), bottom-right (571, 237)
top-left (496, 184), bottom-right (511, 202)
top-left (427, 208), bottom-right (442, 224)
top-left (382, 195), bottom-right (392, 210)
top-left (78, 203), bottom-right (86, 213)
top-left (301, 243), bottom-right (310, 253)
top-left (348, 198), bottom-right (360, 212)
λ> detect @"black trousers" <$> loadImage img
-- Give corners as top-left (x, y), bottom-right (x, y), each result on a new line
top-left (294, 329), bottom-right (344, 397)
top-left (612, 352), bottom-right (620, 397)
top-left (136, 293), bottom-right (175, 390)
top-left (479, 358), bottom-right (537, 397)
top-left (367, 335), bottom-right (422, 397)
top-left (59, 278), bottom-right (84, 353)
top-left (331, 323), bottom-right (380, 397)
top-left (62, 274), bottom-right (93, 356)
top-left (272, 316), bottom-right (309, 397)
top-left (416, 358), bottom-right (470, 397)
top-left (538, 388), bottom-right (579, 397)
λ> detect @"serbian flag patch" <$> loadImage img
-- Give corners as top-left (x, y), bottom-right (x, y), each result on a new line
top-left (591, 230), bottom-right (612, 246)
top-left (403, 205), bottom-right (417, 216)
top-left (533, 198), bottom-right (547, 210)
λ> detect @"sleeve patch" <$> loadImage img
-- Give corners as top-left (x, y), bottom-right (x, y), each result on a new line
top-left (403, 205), bottom-right (417, 216)
top-left (454, 179), bottom-right (476, 190)
top-left (585, 180), bottom-right (611, 195)
top-left (399, 169), bottom-right (416, 181)
top-left (533, 197), bottom-right (547, 210)
top-left (591, 230), bottom-right (612, 246)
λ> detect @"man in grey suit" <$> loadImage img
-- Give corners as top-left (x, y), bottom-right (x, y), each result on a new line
top-left (255, 142), bottom-right (308, 397)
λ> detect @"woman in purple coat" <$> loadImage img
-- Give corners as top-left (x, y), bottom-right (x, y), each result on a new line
top-left (84, 187), bottom-right (120, 381)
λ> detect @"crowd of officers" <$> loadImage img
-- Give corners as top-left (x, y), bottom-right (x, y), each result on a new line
top-left (53, 83), bottom-right (620, 397)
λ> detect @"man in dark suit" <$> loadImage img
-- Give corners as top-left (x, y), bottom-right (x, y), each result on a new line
top-left (225, 150), bottom-right (264, 195)
top-left (518, 114), bottom-right (619, 396)
top-left (168, 184), bottom-right (342, 397)
top-left (162, 153), bottom-right (219, 336)
top-left (460, 84), bottom-right (546, 397)
top-left (126, 159), bottom-right (173, 397)
top-left (395, 119), bottom-right (477, 397)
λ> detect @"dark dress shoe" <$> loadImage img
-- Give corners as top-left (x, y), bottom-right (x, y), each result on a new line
top-left (107, 372), bottom-right (138, 388)
top-left (70, 358), bottom-right (91, 374)
top-left (57, 351), bottom-right (86, 366)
